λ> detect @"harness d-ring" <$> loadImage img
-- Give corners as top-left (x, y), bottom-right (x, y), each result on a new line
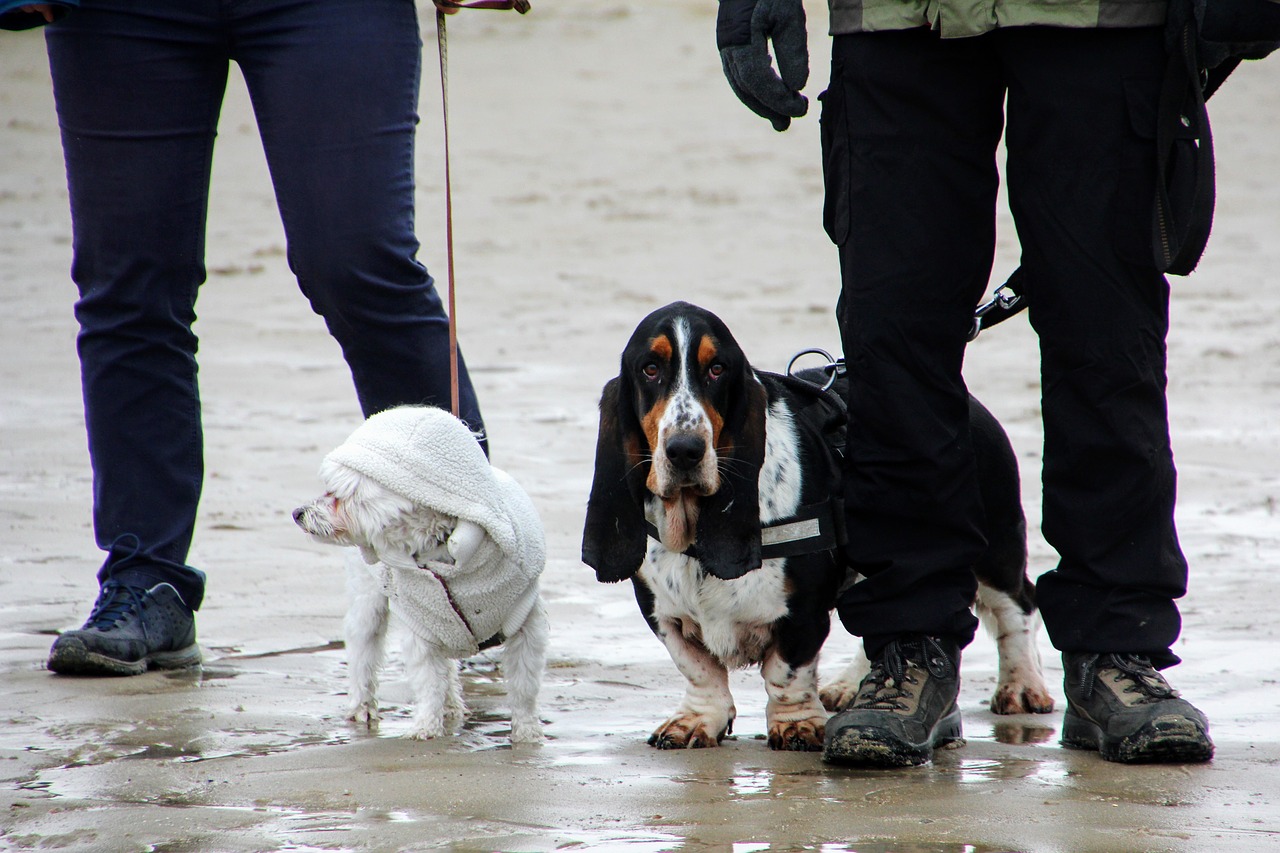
top-left (786, 348), bottom-right (839, 392)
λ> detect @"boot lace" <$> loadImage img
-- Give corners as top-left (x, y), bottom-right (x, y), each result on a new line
top-left (1081, 653), bottom-right (1179, 703)
top-left (852, 637), bottom-right (953, 712)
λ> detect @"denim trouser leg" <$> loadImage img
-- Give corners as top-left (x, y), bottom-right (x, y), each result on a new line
top-left (46, 6), bottom-right (227, 609)
top-left (45, 0), bottom-right (483, 610)
top-left (232, 1), bottom-right (485, 429)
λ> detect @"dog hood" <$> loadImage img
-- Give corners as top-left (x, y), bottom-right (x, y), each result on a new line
top-left (326, 406), bottom-right (546, 655)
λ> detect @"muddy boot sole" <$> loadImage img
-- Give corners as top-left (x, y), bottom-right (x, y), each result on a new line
top-left (1062, 709), bottom-right (1214, 764)
top-left (823, 707), bottom-right (965, 768)
top-left (47, 635), bottom-right (201, 677)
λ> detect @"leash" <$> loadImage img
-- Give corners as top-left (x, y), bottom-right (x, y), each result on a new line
top-left (968, 267), bottom-right (1027, 341)
top-left (435, 0), bottom-right (530, 416)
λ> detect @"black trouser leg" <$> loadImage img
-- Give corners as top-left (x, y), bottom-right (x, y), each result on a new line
top-left (825, 30), bottom-right (1005, 654)
top-left (999, 26), bottom-right (1187, 667)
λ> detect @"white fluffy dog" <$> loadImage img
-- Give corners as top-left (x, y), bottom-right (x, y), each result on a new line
top-left (294, 405), bottom-right (548, 743)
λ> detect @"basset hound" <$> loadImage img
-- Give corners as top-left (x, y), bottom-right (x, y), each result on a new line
top-left (582, 301), bottom-right (1053, 751)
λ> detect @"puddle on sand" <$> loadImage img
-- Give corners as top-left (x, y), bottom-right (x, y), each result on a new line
top-left (20, 720), bottom-right (355, 799)
top-left (729, 845), bottom-right (1012, 853)
top-left (172, 730), bottom-right (351, 764)
top-left (989, 721), bottom-right (1056, 746)
top-left (162, 665), bottom-right (240, 683)
top-left (546, 827), bottom-right (686, 851)
top-left (212, 640), bottom-right (345, 661)
top-left (951, 756), bottom-right (1071, 787)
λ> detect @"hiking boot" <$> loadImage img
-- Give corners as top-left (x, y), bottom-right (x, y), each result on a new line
top-left (822, 636), bottom-right (964, 767)
top-left (1061, 652), bottom-right (1213, 764)
top-left (47, 581), bottom-right (201, 676)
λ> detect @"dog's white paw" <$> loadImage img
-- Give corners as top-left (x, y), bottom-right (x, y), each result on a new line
top-left (819, 679), bottom-right (861, 713)
top-left (648, 710), bottom-right (733, 749)
top-left (510, 719), bottom-right (544, 744)
top-left (406, 719), bottom-right (448, 740)
top-left (990, 678), bottom-right (1056, 715)
top-left (766, 712), bottom-right (826, 752)
top-left (348, 700), bottom-right (380, 726)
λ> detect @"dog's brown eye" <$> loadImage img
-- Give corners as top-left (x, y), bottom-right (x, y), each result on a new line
top-left (708, 363), bottom-right (725, 380)
top-left (642, 362), bottom-right (660, 380)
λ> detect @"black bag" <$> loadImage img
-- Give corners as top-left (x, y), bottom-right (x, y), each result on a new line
top-left (1156, 0), bottom-right (1280, 274)
top-left (972, 1), bottom-right (1279, 338)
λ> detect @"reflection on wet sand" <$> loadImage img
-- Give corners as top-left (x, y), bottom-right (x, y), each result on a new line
top-left (990, 721), bottom-right (1057, 746)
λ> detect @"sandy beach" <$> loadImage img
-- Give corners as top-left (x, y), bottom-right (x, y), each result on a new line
top-left (3, 2), bottom-right (1280, 850)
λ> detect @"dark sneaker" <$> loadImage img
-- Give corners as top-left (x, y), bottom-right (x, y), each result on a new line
top-left (1061, 652), bottom-right (1213, 764)
top-left (822, 636), bottom-right (964, 767)
top-left (47, 581), bottom-right (200, 676)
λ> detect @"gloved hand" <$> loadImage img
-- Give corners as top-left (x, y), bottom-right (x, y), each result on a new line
top-left (717, 0), bottom-right (809, 131)
top-left (0, 0), bottom-right (76, 30)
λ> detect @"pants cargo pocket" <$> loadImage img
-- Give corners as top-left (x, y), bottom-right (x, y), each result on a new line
top-left (819, 81), bottom-right (853, 247)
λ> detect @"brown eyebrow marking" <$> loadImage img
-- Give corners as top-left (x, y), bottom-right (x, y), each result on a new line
top-left (649, 334), bottom-right (673, 361)
top-left (697, 334), bottom-right (718, 369)
top-left (695, 335), bottom-right (726, 443)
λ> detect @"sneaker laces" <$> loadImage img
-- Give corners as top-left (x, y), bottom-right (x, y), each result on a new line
top-left (1080, 653), bottom-right (1180, 703)
top-left (86, 533), bottom-right (149, 635)
top-left (852, 637), bottom-right (954, 712)
top-left (84, 580), bottom-right (147, 634)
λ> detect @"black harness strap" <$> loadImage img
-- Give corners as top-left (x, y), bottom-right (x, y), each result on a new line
top-left (645, 497), bottom-right (845, 563)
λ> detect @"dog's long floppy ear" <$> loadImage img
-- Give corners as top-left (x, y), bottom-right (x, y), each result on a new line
top-left (582, 377), bottom-right (649, 582)
top-left (695, 370), bottom-right (768, 580)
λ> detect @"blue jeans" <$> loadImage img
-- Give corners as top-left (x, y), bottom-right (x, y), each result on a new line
top-left (45, 0), bottom-right (484, 610)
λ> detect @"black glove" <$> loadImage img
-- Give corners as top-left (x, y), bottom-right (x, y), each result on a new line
top-left (717, 0), bottom-right (808, 131)
top-left (0, 1), bottom-right (77, 30)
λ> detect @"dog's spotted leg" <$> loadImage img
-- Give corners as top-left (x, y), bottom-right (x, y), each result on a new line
top-left (502, 597), bottom-right (548, 743)
top-left (649, 617), bottom-right (735, 749)
top-left (402, 631), bottom-right (462, 739)
top-left (761, 649), bottom-right (827, 751)
top-left (344, 556), bottom-right (390, 726)
top-left (819, 645), bottom-right (872, 713)
top-left (977, 583), bottom-right (1056, 715)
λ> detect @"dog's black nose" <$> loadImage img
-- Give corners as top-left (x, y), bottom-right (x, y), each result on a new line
top-left (664, 433), bottom-right (706, 471)
top-left (292, 506), bottom-right (306, 523)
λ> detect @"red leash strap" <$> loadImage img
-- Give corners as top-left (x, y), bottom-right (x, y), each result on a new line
top-left (435, 0), bottom-right (530, 418)
top-left (436, 9), bottom-right (460, 417)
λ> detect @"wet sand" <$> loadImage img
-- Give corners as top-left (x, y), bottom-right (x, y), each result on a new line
top-left (3, 3), bottom-right (1280, 851)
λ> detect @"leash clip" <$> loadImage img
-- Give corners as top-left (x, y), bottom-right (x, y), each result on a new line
top-left (786, 348), bottom-right (843, 392)
top-left (968, 281), bottom-right (1023, 341)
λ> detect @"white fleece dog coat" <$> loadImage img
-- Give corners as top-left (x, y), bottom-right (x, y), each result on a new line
top-left (325, 406), bottom-right (545, 657)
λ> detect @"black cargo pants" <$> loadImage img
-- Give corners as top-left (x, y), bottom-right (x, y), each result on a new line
top-left (824, 25), bottom-right (1189, 667)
